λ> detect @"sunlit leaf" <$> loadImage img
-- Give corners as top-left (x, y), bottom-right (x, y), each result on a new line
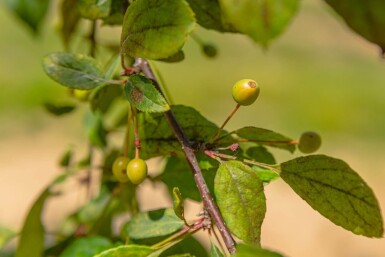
top-left (125, 74), bottom-right (169, 113)
top-left (43, 52), bottom-right (106, 90)
top-left (122, 208), bottom-right (184, 241)
top-left (121, 0), bottom-right (195, 59)
top-left (0, 226), bottom-right (16, 249)
top-left (324, 0), bottom-right (385, 53)
top-left (59, 236), bottom-right (112, 257)
top-left (219, 0), bottom-right (300, 46)
top-left (94, 245), bottom-right (153, 257)
top-left (172, 187), bottom-right (185, 221)
top-left (234, 244), bottom-right (284, 257)
top-left (281, 155), bottom-right (383, 237)
top-left (160, 236), bottom-right (208, 257)
top-left (210, 240), bottom-right (224, 257)
top-left (79, 0), bottom-right (112, 20)
top-left (214, 161), bottom-right (266, 245)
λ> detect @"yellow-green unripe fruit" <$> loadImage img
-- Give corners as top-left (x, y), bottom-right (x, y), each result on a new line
top-left (112, 156), bottom-right (130, 182)
top-left (231, 79), bottom-right (260, 106)
top-left (126, 158), bottom-right (148, 184)
top-left (298, 131), bottom-right (322, 154)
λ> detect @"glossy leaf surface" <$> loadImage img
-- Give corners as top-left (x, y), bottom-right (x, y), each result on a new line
top-left (59, 236), bottom-right (112, 257)
top-left (121, 0), bottom-right (195, 59)
top-left (234, 244), bottom-right (284, 257)
top-left (214, 161), bottom-right (266, 245)
top-left (281, 155), bottom-right (383, 237)
top-left (43, 52), bottom-right (106, 90)
top-left (79, 0), bottom-right (112, 19)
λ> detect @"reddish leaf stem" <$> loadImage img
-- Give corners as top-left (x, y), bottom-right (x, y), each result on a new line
top-left (134, 58), bottom-right (236, 254)
top-left (210, 103), bottom-right (240, 144)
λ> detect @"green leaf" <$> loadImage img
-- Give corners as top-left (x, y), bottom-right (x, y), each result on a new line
top-left (84, 110), bottom-right (107, 148)
top-left (219, 0), bottom-right (300, 46)
top-left (0, 226), bottom-right (16, 249)
top-left (323, 0), bottom-right (385, 52)
top-left (43, 102), bottom-right (76, 116)
top-left (43, 52), bottom-right (106, 90)
top-left (90, 85), bottom-right (123, 113)
top-left (122, 208), bottom-right (184, 241)
top-left (158, 51), bottom-right (185, 63)
top-left (234, 244), bottom-right (284, 257)
top-left (161, 156), bottom-right (216, 202)
top-left (79, 0), bottom-right (112, 20)
top-left (77, 187), bottom-right (112, 224)
top-left (186, 0), bottom-right (235, 32)
top-left (59, 147), bottom-right (74, 167)
top-left (120, 0), bottom-right (195, 59)
top-left (172, 187), bottom-right (185, 221)
top-left (280, 155), bottom-right (384, 237)
top-left (94, 245), bottom-right (154, 257)
top-left (59, 236), bottom-right (112, 257)
top-left (210, 240), bottom-right (224, 257)
top-left (252, 166), bottom-right (280, 184)
top-left (102, 0), bottom-right (129, 25)
top-left (6, 0), bottom-right (50, 34)
top-left (125, 74), bottom-right (169, 113)
top-left (104, 55), bottom-right (121, 80)
top-left (214, 161), bottom-right (266, 245)
top-left (246, 146), bottom-right (276, 165)
top-left (217, 126), bottom-right (295, 153)
top-left (15, 189), bottom-right (50, 257)
top-left (61, 0), bottom-right (81, 48)
top-left (160, 236), bottom-right (208, 257)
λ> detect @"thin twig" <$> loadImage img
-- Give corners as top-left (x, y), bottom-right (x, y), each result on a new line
top-left (134, 58), bottom-right (236, 254)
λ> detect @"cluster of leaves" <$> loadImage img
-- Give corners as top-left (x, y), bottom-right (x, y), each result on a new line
top-left (2, 0), bottom-right (385, 257)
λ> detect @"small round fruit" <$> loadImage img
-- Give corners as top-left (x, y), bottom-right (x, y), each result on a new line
top-left (112, 156), bottom-right (130, 182)
top-left (73, 89), bottom-right (90, 101)
top-left (126, 158), bottom-right (148, 185)
top-left (232, 79), bottom-right (260, 106)
top-left (202, 44), bottom-right (218, 58)
top-left (298, 131), bottom-right (322, 154)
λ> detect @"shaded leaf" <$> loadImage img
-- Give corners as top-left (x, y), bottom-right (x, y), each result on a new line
top-left (219, 0), bottom-right (300, 46)
top-left (121, 0), bottom-right (195, 59)
top-left (172, 187), bottom-right (185, 221)
top-left (160, 236), bottom-right (208, 257)
top-left (102, 0), bottom-right (129, 25)
top-left (104, 55), bottom-right (120, 79)
top-left (59, 147), bottom-right (74, 167)
top-left (280, 155), bottom-right (383, 237)
top-left (234, 244), bottom-right (284, 257)
top-left (94, 245), bottom-right (153, 257)
top-left (210, 240), bottom-right (224, 257)
top-left (59, 236), bottom-right (112, 257)
top-left (324, 0), bottom-right (385, 52)
top-left (79, 0), bottom-right (112, 20)
top-left (90, 85), bottom-right (123, 113)
top-left (217, 126), bottom-right (295, 153)
top-left (61, 0), bottom-right (81, 48)
top-left (246, 146), bottom-right (276, 165)
top-left (122, 208), bottom-right (184, 240)
top-left (15, 189), bottom-right (50, 257)
top-left (158, 51), bottom-right (185, 63)
top-left (77, 187), bottom-right (112, 224)
top-left (161, 156), bottom-right (216, 202)
top-left (214, 161), bottom-right (266, 245)
top-left (84, 110), bottom-right (107, 148)
top-left (43, 102), bottom-right (76, 116)
top-left (125, 74), bottom-right (169, 113)
top-left (186, 0), bottom-right (235, 32)
top-left (6, 0), bottom-right (50, 34)
top-left (43, 52), bottom-right (106, 90)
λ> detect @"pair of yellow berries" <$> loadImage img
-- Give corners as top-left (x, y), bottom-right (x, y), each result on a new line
top-left (112, 157), bottom-right (147, 184)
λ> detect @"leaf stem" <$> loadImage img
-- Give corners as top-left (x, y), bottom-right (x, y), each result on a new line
top-left (210, 104), bottom-right (240, 144)
top-left (134, 58), bottom-right (236, 254)
top-left (131, 106), bottom-right (140, 159)
top-left (123, 109), bottom-right (131, 157)
top-left (243, 159), bottom-right (281, 172)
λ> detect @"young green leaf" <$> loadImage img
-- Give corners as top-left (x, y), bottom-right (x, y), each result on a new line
top-left (217, 126), bottom-right (295, 153)
top-left (94, 245), bottom-right (154, 257)
top-left (214, 161), bottom-right (266, 245)
top-left (323, 0), bottom-right (385, 53)
top-left (77, 187), bottom-right (112, 224)
top-left (15, 189), bottom-right (50, 257)
top-left (122, 208), bottom-right (184, 241)
top-left (102, 0), bottom-right (129, 25)
top-left (172, 187), bottom-right (185, 221)
top-left (90, 84), bottom-right (123, 113)
top-left (246, 146), bottom-right (276, 165)
top-left (120, 0), bottom-right (195, 59)
top-left (43, 52), bottom-right (107, 90)
top-left (159, 236), bottom-right (208, 257)
top-left (219, 0), bottom-right (300, 46)
top-left (252, 166), bottom-right (280, 184)
top-left (84, 110), bottom-right (107, 148)
top-left (234, 244), bottom-right (284, 257)
top-left (78, 0), bottom-right (112, 20)
top-left (210, 240), bottom-right (224, 257)
top-left (6, 0), bottom-right (50, 34)
top-left (60, 0), bottom-right (81, 48)
top-left (280, 155), bottom-right (384, 238)
top-left (125, 74), bottom-right (170, 113)
top-left (104, 55), bottom-right (121, 80)
top-left (43, 102), bottom-right (77, 116)
top-left (59, 236), bottom-right (112, 257)
top-left (0, 226), bottom-right (16, 249)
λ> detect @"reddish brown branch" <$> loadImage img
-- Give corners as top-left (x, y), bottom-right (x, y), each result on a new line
top-left (134, 58), bottom-right (236, 254)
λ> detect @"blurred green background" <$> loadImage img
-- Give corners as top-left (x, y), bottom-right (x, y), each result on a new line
top-left (0, 0), bottom-right (384, 257)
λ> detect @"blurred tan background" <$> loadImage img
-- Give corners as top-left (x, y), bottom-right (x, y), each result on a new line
top-left (1, 0), bottom-right (385, 256)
